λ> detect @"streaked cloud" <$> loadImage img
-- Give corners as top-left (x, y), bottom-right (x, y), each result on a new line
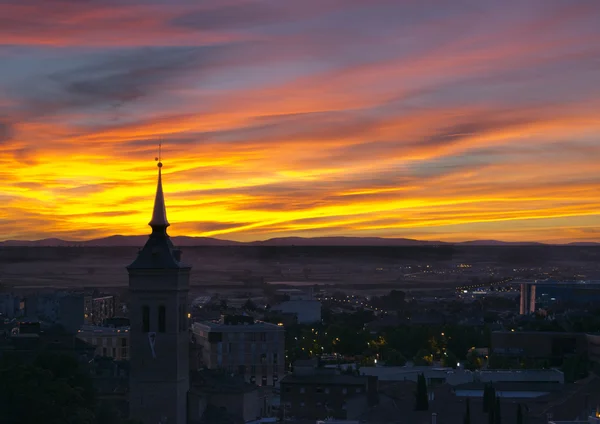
top-left (1, 0), bottom-right (599, 242)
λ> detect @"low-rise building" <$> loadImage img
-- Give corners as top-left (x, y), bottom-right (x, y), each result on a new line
top-left (187, 369), bottom-right (272, 423)
top-left (280, 360), bottom-right (378, 421)
top-left (84, 295), bottom-right (117, 325)
top-left (271, 300), bottom-right (321, 324)
top-left (355, 366), bottom-right (564, 387)
top-left (191, 315), bottom-right (285, 386)
top-left (491, 331), bottom-right (588, 361)
top-left (24, 291), bottom-right (84, 333)
top-left (76, 325), bottom-right (130, 360)
top-left (0, 292), bottom-right (24, 318)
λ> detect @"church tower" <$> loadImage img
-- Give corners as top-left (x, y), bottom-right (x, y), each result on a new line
top-left (127, 157), bottom-right (190, 424)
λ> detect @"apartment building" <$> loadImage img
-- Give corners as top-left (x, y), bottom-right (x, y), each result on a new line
top-left (191, 315), bottom-right (285, 386)
top-left (76, 325), bottom-right (130, 360)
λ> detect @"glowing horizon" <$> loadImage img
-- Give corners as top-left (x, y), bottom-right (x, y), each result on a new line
top-left (1, 0), bottom-right (600, 243)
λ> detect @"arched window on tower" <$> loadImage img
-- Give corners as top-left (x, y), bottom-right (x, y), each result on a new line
top-left (142, 305), bottom-right (150, 332)
top-left (158, 305), bottom-right (166, 333)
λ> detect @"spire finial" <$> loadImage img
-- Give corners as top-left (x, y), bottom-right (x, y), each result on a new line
top-left (149, 139), bottom-right (169, 231)
top-left (155, 140), bottom-right (163, 168)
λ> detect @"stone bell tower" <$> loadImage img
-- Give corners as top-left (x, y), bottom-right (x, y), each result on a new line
top-left (127, 155), bottom-right (190, 424)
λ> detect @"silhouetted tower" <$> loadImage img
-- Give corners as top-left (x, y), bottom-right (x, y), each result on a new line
top-left (127, 151), bottom-right (190, 424)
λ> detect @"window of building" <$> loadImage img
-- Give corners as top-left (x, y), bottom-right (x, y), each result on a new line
top-left (262, 376), bottom-right (267, 386)
top-left (102, 338), bottom-right (107, 347)
top-left (158, 305), bottom-right (166, 333)
top-left (273, 353), bottom-right (278, 364)
top-left (300, 387), bottom-right (305, 394)
top-left (142, 306), bottom-right (150, 332)
top-left (261, 354), bottom-right (267, 364)
top-left (121, 338), bottom-right (127, 347)
top-left (325, 388), bottom-right (330, 394)
top-left (112, 348), bottom-right (116, 357)
top-left (102, 347), bottom-right (107, 356)
top-left (251, 365), bottom-right (256, 375)
top-left (342, 388), bottom-right (347, 394)
top-left (260, 333), bottom-right (266, 342)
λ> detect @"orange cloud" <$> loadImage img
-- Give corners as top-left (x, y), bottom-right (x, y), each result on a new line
top-left (1, 0), bottom-right (600, 242)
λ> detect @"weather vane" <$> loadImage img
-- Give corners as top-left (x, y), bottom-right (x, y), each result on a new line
top-left (155, 140), bottom-right (163, 168)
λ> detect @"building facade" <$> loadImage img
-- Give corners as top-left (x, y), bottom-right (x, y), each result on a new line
top-left (24, 291), bottom-right (84, 333)
top-left (519, 281), bottom-right (600, 314)
top-left (271, 300), bottom-right (322, 324)
top-left (76, 325), bottom-right (130, 360)
top-left (191, 316), bottom-right (285, 386)
top-left (280, 361), bottom-right (378, 420)
top-left (491, 331), bottom-right (588, 360)
top-left (127, 160), bottom-right (191, 424)
top-left (84, 295), bottom-right (117, 325)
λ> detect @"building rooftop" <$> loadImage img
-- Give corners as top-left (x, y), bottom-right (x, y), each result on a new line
top-left (192, 317), bottom-right (283, 332)
top-left (281, 373), bottom-right (369, 386)
top-left (78, 325), bottom-right (130, 335)
top-left (454, 381), bottom-right (563, 393)
top-left (190, 369), bottom-right (257, 395)
top-left (519, 280), bottom-right (600, 286)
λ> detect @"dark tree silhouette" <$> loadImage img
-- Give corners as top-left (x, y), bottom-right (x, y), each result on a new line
top-left (516, 404), bottom-right (523, 424)
top-left (0, 353), bottom-right (96, 424)
top-left (463, 398), bottom-right (471, 424)
top-left (494, 397), bottom-right (501, 424)
top-left (243, 299), bottom-right (257, 311)
top-left (415, 373), bottom-right (429, 411)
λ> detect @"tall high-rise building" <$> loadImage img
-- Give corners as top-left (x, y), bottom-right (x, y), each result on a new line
top-left (127, 159), bottom-right (191, 424)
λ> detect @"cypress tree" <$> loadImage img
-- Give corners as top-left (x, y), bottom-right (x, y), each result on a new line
top-left (483, 383), bottom-right (492, 413)
top-left (494, 397), bottom-right (501, 424)
top-left (415, 373), bottom-right (429, 411)
top-left (516, 404), bottom-right (523, 424)
top-left (488, 402), bottom-right (495, 424)
top-left (463, 398), bottom-right (471, 424)
top-left (483, 385), bottom-right (489, 413)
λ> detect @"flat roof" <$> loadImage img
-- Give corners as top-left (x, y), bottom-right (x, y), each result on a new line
top-left (281, 373), bottom-right (369, 386)
top-left (78, 325), bottom-right (129, 335)
top-left (519, 280), bottom-right (600, 286)
top-left (192, 320), bottom-right (283, 332)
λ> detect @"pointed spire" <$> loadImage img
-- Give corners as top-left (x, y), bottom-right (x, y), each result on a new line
top-left (149, 142), bottom-right (170, 231)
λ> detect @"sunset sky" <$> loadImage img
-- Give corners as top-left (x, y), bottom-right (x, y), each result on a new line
top-left (1, 0), bottom-right (599, 243)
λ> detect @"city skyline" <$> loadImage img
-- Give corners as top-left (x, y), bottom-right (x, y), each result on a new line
top-left (1, 0), bottom-right (600, 243)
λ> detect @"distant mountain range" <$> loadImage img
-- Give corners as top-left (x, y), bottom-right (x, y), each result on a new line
top-left (0, 235), bottom-right (597, 247)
